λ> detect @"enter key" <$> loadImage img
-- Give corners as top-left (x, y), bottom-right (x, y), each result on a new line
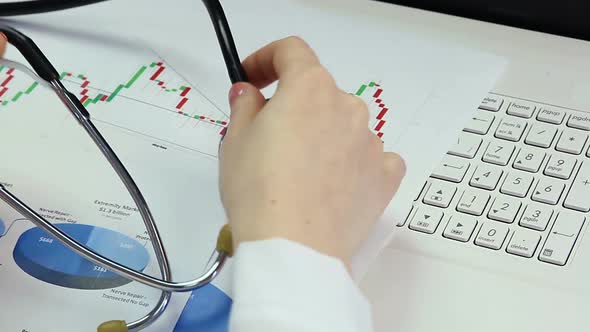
top-left (539, 210), bottom-right (585, 266)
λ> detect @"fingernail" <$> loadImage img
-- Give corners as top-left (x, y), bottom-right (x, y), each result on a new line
top-left (228, 83), bottom-right (248, 106)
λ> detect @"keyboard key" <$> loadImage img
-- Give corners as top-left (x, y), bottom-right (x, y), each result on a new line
top-left (567, 113), bottom-right (590, 131)
top-left (399, 206), bottom-right (414, 227)
top-left (443, 215), bottom-right (477, 242)
top-left (479, 95), bottom-right (503, 112)
top-left (555, 128), bottom-right (588, 155)
top-left (531, 178), bottom-right (565, 205)
top-left (495, 117), bottom-right (527, 142)
top-left (524, 123), bottom-right (557, 148)
top-left (482, 141), bottom-right (515, 166)
top-left (537, 107), bottom-right (566, 124)
top-left (564, 162), bottom-right (590, 212)
top-left (409, 206), bottom-right (444, 234)
top-left (539, 211), bottom-right (585, 265)
top-left (487, 196), bottom-right (522, 223)
top-left (470, 165), bottom-right (503, 190)
top-left (519, 203), bottom-right (553, 231)
top-left (543, 154), bottom-right (576, 179)
top-left (464, 112), bottom-right (495, 135)
top-left (507, 101), bottom-right (536, 118)
top-left (415, 181), bottom-right (429, 201)
top-left (431, 155), bottom-right (470, 183)
top-left (513, 147), bottom-right (545, 173)
top-left (500, 172), bottom-right (533, 197)
top-left (423, 181), bottom-right (457, 208)
top-left (448, 133), bottom-right (482, 159)
top-left (475, 222), bottom-right (509, 250)
top-left (506, 230), bottom-right (541, 258)
top-left (456, 189), bottom-right (490, 216)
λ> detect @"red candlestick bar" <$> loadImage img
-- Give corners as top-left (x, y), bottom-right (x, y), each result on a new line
top-left (180, 87), bottom-right (191, 97)
top-left (376, 108), bottom-right (388, 120)
top-left (1, 75), bottom-right (13, 87)
top-left (374, 120), bottom-right (385, 131)
top-left (150, 66), bottom-right (165, 81)
top-left (373, 88), bottom-right (383, 98)
top-left (176, 97), bottom-right (188, 109)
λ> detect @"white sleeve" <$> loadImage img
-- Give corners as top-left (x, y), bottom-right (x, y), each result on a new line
top-left (229, 238), bottom-right (374, 332)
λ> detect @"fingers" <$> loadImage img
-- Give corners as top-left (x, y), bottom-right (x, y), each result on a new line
top-left (225, 82), bottom-right (266, 140)
top-left (0, 33), bottom-right (7, 57)
top-left (241, 36), bottom-right (321, 89)
top-left (381, 152), bottom-right (406, 203)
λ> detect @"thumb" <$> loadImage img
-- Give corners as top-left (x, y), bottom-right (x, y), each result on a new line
top-left (381, 152), bottom-right (406, 205)
top-left (0, 33), bottom-right (7, 58)
top-left (225, 82), bottom-right (266, 140)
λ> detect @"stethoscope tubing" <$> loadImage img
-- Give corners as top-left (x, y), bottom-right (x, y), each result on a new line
top-left (0, 0), bottom-right (245, 330)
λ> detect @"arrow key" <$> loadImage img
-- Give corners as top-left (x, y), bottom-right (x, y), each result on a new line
top-left (443, 215), bottom-right (478, 242)
top-left (539, 211), bottom-right (585, 265)
top-left (531, 178), bottom-right (565, 205)
top-left (423, 180), bottom-right (457, 208)
top-left (409, 206), bottom-right (444, 234)
top-left (488, 195), bottom-right (522, 223)
top-left (470, 165), bottom-right (503, 190)
top-left (513, 147), bottom-right (545, 173)
top-left (464, 111), bottom-right (495, 135)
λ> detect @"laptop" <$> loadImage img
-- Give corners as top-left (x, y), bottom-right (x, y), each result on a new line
top-left (360, 1), bottom-right (590, 331)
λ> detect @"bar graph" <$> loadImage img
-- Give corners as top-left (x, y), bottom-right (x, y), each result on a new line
top-left (0, 59), bottom-right (230, 158)
top-left (0, 58), bottom-right (392, 160)
top-left (355, 81), bottom-right (391, 139)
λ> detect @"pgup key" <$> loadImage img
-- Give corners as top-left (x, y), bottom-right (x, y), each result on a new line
top-left (564, 162), bottom-right (590, 212)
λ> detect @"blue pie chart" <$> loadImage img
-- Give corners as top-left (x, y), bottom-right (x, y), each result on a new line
top-left (174, 284), bottom-right (232, 332)
top-left (13, 223), bottom-right (149, 289)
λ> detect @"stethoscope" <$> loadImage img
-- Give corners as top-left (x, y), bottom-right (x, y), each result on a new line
top-left (0, 1), bottom-right (245, 331)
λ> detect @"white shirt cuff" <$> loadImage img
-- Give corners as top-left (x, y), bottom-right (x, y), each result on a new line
top-left (230, 238), bottom-right (374, 332)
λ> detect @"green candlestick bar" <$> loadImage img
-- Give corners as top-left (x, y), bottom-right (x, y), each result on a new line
top-left (25, 82), bottom-right (38, 94)
top-left (355, 84), bottom-right (367, 96)
top-left (0, 81), bottom-right (40, 107)
top-left (11, 92), bottom-right (23, 102)
top-left (105, 66), bottom-right (147, 102)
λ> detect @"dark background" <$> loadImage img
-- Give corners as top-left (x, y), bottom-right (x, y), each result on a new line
top-left (375, 0), bottom-right (590, 42)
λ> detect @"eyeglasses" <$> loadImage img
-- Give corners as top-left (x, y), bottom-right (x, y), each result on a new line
top-left (0, 0), bottom-right (244, 330)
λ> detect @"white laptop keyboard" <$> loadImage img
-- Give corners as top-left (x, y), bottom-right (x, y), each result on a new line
top-left (401, 93), bottom-right (589, 266)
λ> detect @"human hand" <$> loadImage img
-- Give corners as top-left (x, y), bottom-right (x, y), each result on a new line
top-left (0, 33), bottom-right (7, 56)
top-left (219, 37), bottom-right (405, 268)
